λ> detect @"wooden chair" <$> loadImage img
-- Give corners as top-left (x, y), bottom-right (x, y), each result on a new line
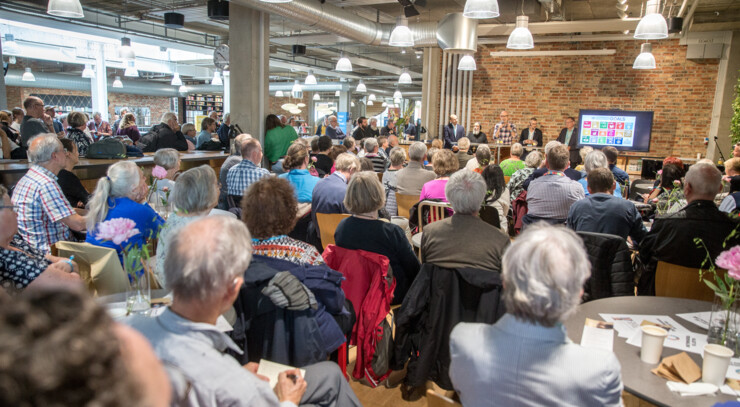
top-left (316, 213), bottom-right (351, 250)
top-left (426, 390), bottom-right (461, 407)
top-left (396, 192), bottom-right (420, 219)
top-left (655, 261), bottom-right (725, 302)
top-left (377, 172), bottom-right (384, 182)
top-left (504, 175), bottom-right (511, 184)
top-left (415, 200), bottom-right (453, 262)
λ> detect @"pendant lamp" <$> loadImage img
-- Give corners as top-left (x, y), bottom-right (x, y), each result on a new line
top-left (389, 16), bottom-right (414, 47)
top-left (632, 43), bottom-right (656, 69)
top-left (634, 0), bottom-right (668, 40)
top-left (47, 0), bottom-right (84, 18)
top-left (335, 53), bottom-right (352, 72)
top-left (170, 72), bottom-right (182, 86)
top-left (458, 55), bottom-right (477, 71)
top-left (112, 76), bottom-right (123, 88)
top-left (463, 0), bottom-right (500, 19)
top-left (21, 67), bottom-right (35, 82)
top-left (398, 68), bottom-right (412, 84)
top-left (507, 16), bottom-right (534, 49)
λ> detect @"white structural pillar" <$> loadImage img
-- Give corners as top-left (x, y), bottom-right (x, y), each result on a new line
top-left (0, 39), bottom-right (7, 110)
top-left (223, 71), bottom-right (231, 116)
top-left (229, 3), bottom-right (269, 149)
top-left (90, 44), bottom-right (109, 121)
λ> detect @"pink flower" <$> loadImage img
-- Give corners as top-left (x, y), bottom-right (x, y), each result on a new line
top-left (673, 180), bottom-right (681, 186)
top-left (152, 165), bottom-right (168, 180)
top-left (311, 156), bottom-right (317, 162)
top-left (162, 187), bottom-right (169, 193)
top-left (716, 246), bottom-right (740, 280)
top-left (657, 170), bottom-right (663, 175)
top-left (95, 218), bottom-right (140, 246)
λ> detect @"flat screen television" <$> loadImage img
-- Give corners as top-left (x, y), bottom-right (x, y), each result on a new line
top-left (576, 109), bottom-right (654, 152)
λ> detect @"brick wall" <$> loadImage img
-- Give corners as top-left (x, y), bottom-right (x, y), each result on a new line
top-left (470, 39), bottom-right (719, 158)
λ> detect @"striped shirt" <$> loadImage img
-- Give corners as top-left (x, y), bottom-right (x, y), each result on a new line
top-left (526, 172), bottom-right (585, 220)
top-left (11, 165), bottom-right (74, 254)
top-left (252, 235), bottom-right (324, 266)
top-left (366, 153), bottom-right (388, 173)
top-left (226, 159), bottom-right (270, 196)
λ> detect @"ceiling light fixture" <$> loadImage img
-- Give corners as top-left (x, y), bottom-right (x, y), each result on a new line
top-left (507, 15), bottom-right (534, 49)
top-left (178, 85), bottom-right (187, 94)
top-left (382, 102), bottom-right (388, 107)
top-left (313, 93), bottom-right (320, 101)
top-left (336, 53), bottom-right (352, 72)
top-left (458, 54), bottom-right (477, 71)
top-left (633, 43), bottom-right (656, 69)
top-left (211, 70), bottom-right (223, 86)
top-left (463, 0), bottom-right (500, 19)
top-left (275, 90), bottom-right (284, 97)
top-left (399, 68), bottom-right (412, 84)
top-left (292, 80), bottom-right (303, 98)
top-left (356, 80), bottom-right (367, 93)
top-left (351, 101), bottom-right (355, 107)
top-left (297, 103), bottom-right (306, 108)
top-left (124, 61), bottom-right (138, 77)
top-left (81, 64), bottom-right (95, 79)
top-left (335, 90), bottom-right (341, 97)
top-left (2, 34), bottom-right (20, 55)
top-left (369, 94), bottom-right (376, 101)
top-left (393, 89), bottom-right (403, 99)
top-left (21, 67), bottom-right (35, 82)
top-left (367, 100), bottom-right (374, 106)
top-left (47, 0), bottom-right (84, 18)
top-left (170, 72), bottom-right (182, 86)
top-left (634, 0), bottom-right (668, 39)
top-left (112, 76), bottom-right (123, 88)
top-left (118, 37), bottom-right (135, 60)
top-left (389, 16), bottom-right (414, 47)
top-left (305, 70), bottom-right (317, 85)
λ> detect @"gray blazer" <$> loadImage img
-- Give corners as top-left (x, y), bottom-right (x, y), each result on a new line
top-left (450, 314), bottom-right (623, 407)
top-left (396, 161), bottom-right (436, 197)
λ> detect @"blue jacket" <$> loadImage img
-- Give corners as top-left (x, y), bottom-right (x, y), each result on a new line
top-left (279, 169), bottom-right (320, 203)
top-left (311, 172), bottom-right (348, 238)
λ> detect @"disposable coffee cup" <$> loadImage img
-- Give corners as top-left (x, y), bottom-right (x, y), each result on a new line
top-left (702, 344), bottom-right (734, 387)
top-left (640, 326), bottom-right (668, 364)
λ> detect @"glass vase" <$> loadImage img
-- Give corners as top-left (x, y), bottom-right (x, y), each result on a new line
top-left (155, 200), bottom-right (173, 220)
top-left (707, 292), bottom-right (740, 356)
top-left (126, 265), bottom-right (151, 315)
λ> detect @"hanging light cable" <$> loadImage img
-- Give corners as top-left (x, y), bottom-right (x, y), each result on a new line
top-left (389, 15), bottom-right (414, 47)
top-left (634, 0), bottom-right (668, 40)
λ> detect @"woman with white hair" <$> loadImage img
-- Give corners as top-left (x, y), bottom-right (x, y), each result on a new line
top-left (148, 148), bottom-right (180, 206)
top-left (86, 161), bottom-right (164, 260)
top-left (382, 147), bottom-right (406, 216)
top-left (499, 142), bottom-right (525, 177)
top-left (507, 150), bottom-right (542, 200)
top-left (154, 165), bottom-right (221, 287)
top-left (449, 224), bottom-right (623, 406)
top-left (577, 150), bottom-right (622, 197)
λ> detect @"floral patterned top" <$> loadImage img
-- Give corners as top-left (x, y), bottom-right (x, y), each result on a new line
top-left (507, 167), bottom-right (535, 201)
top-left (67, 127), bottom-right (93, 157)
top-left (0, 234), bottom-right (51, 294)
top-left (252, 235), bottom-right (324, 266)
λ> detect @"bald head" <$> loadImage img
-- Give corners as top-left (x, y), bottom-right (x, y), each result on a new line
top-left (233, 133), bottom-right (252, 156)
top-left (684, 162), bottom-right (722, 202)
top-left (449, 114), bottom-right (458, 125)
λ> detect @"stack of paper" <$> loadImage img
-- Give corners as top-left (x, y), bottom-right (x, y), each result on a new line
top-left (580, 318), bottom-right (615, 351)
top-left (599, 313), bottom-right (707, 354)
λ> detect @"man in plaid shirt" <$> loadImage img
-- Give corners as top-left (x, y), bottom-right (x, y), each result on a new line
top-left (492, 110), bottom-right (517, 145)
top-left (226, 138), bottom-right (270, 197)
top-left (12, 134), bottom-right (87, 254)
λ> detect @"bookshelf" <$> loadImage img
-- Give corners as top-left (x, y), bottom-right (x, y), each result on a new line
top-left (185, 94), bottom-right (223, 124)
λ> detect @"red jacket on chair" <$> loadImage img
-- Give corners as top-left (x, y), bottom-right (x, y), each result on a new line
top-left (323, 244), bottom-right (396, 385)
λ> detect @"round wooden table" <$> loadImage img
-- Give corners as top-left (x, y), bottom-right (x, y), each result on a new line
top-left (564, 297), bottom-right (735, 407)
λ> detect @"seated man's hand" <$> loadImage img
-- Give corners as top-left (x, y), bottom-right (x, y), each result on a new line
top-left (243, 362), bottom-right (270, 382)
top-left (275, 369), bottom-right (306, 405)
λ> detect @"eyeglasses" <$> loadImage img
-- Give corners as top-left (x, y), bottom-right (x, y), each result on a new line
top-left (0, 205), bottom-right (18, 212)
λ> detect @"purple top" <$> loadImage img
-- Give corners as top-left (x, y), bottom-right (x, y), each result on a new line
top-left (116, 125), bottom-right (141, 143)
top-left (420, 179), bottom-right (449, 202)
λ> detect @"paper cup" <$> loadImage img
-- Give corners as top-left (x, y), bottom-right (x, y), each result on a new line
top-left (640, 326), bottom-right (668, 364)
top-left (702, 344), bottom-right (733, 387)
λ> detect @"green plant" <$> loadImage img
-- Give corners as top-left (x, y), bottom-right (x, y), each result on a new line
top-left (732, 71), bottom-right (740, 146)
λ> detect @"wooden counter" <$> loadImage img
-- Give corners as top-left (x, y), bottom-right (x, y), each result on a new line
top-left (0, 151), bottom-right (229, 190)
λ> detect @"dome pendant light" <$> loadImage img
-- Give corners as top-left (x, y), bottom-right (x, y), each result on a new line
top-left (170, 72), bottom-right (182, 86)
top-left (118, 37), bottom-right (135, 60)
top-left (368, 94), bottom-right (376, 101)
top-left (112, 76), bottom-right (123, 88)
top-left (367, 100), bottom-right (374, 106)
top-left (335, 90), bottom-right (341, 97)
top-left (211, 70), bottom-right (223, 86)
top-left (2, 34), bottom-right (20, 55)
top-left (463, 0), bottom-right (500, 19)
top-left (389, 16), bottom-right (414, 47)
top-left (178, 85), bottom-right (188, 94)
top-left (275, 90), bottom-right (284, 97)
top-left (393, 89), bottom-right (403, 99)
top-left (124, 61), bottom-right (138, 77)
top-left (47, 0), bottom-right (84, 18)
top-left (507, 15), bottom-right (534, 49)
top-left (632, 43), bottom-right (657, 69)
top-left (304, 70), bottom-right (317, 85)
top-left (81, 64), bottom-right (95, 79)
top-left (292, 80), bottom-right (303, 98)
top-left (313, 93), bottom-right (320, 101)
top-left (458, 54), bottom-right (477, 71)
top-left (398, 68), bottom-right (412, 84)
top-left (21, 67), bottom-right (35, 82)
top-left (356, 80), bottom-right (367, 93)
top-left (336, 53), bottom-right (352, 72)
top-left (634, 0), bottom-right (668, 40)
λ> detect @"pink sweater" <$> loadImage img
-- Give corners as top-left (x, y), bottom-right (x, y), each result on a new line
top-left (419, 179), bottom-right (449, 202)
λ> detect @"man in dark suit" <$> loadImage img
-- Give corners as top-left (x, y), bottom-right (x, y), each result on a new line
top-left (556, 116), bottom-right (580, 168)
top-left (311, 153), bottom-right (361, 246)
top-left (443, 114), bottom-right (465, 149)
top-left (519, 117), bottom-right (543, 160)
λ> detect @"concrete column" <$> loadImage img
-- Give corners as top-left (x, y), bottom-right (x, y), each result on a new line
top-left (223, 71), bottom-right (231, 115)
top-left (421, 48), bottom-right (442, 141)
top-left (0, 39), bottom-right (7, 110)
top-left (229, 4), bottom-right (269, 151)
top-left (90, 44), bottom-right (109, 121)
top-left (707, 31), bottom-right (740, 163)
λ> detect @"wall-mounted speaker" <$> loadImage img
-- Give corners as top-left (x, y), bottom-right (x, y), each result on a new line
top-left (207, 0), bottom-right (229, 20)
top-left (292, 45), bottom-right (307, 56)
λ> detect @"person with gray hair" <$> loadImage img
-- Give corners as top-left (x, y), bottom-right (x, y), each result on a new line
top-left (465, 144), bottom-right (491, 172)
top-left (522, 140), bottom-right (583, 191)
top-left (396, 141), bottom-right (435, 196)
top-left (311, 152), bottom-right (362, 244)
top-left (576, 150), bottom-right (623, 197)
top-left (155, 165), bottom-right (222, 287)
top-left (87, 111), bottom-right (112, 140)
top-left (130, 216), bottom-right (361, 407)
top-left (381, 147), bottom-right (407, 216)
top-left (450, 224), bottom-right (623, 407)
top-left (141, 112), bottom-right (188, 152)
top-left (421, 169), bottom-right (509, 271)
top-left (525, 144), bottom-right (585, 227)
top-left (455, 137), bottom-right (472, 169)
top-left (363, 137), bottom-right (387, 172)
top-left (217, 112), bottom-right (232, 147)
top-left (11, 134), bottom-right (87, 253)
top-left (507, 150), bottom-right (542, 200)
top-left (638, 162), bottom-right (740, 295)
top-left (85, 161), bottom-right (164, 260)
top-left (149, 148), bottom-right (181, 205)
top-left (226, 137), bottom-right (270, 198)
top-left (219, 133), bottom-right (252, 209)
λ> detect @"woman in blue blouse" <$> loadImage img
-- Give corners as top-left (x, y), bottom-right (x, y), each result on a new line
top-left (86, 161), bottom-right (164, 259)
top-left (279, 142), bottom-right (320, 203)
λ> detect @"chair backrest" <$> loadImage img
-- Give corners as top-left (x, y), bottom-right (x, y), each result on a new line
top-left (396, 192), bottom-right (420, 219)
top-left (504, 175), bottom-right (511, 184)
top-left (54, 241), bottom-right (128, 296)
top-left (316, 213), bottom-right (351, 250)
top-left (426, 390), bottom-right (461, 407)
top-left (479, 205), bottom-right (501, 229)
top-left (576, 231), bottom-right (634, 301)
top-left (655, 261), bottom-right (724, 301)
top-left (377, 172), bottom-right (384, 182)
top-left (417, 200), bottom-right (452, 234)
top-left (629, 179), bottom-right (655, 201)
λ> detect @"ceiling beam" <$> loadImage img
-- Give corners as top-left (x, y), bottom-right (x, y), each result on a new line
top-left (478, 18), bottom-right (641, 36)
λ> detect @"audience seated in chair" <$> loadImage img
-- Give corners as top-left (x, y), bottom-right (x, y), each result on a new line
top-left (420, 149), bottom-right (459, 203)
top-left (481, 164), bottom-right (510, 234)
top-left (507, 150), bottom-right (542, 201)
top-left (576, 230), bottom-right (635, 301)
top-left (382, 147), bottom-right (406, 216)
top-left (11, 134), bottom-right (87, 254)
top-left (464, 143), bottom-right (491, 173)
top-left (280, 142), bottom-right (321, 205)
top-left (522, 141), bottom-right (582, 191)
top-left (639, 162), bottom-right (740, 295)
top-left (0, 288), bottom-right (170, 407)
top-left (226, 137), bottom-right (270, 199)
top-left (576, 150), bottom-right (622, 198)
top-left (396, 141), bottom-right (435, 196)
top-left (449, 224), bottom-right (623, 406)
top-left (311, 153), bottom-right (361, 246)
top-left (335, 172), bottom-right (420, 305)
top-left (218, 134), bottom-right (250, 209)
top-left (148, 148), bottom-right (180, 205)
top-left (363, 138), bottom-right (388, 173)
top-left (568, 167), bottom-right (646, 244)
top-left (130, 216), bottom-right (361, 407)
